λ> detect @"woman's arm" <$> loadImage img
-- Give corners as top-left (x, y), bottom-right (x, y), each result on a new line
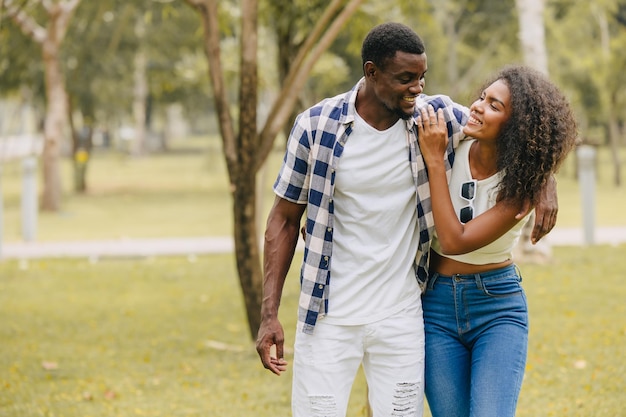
top-left (417, 106), bottom-right (525, 255)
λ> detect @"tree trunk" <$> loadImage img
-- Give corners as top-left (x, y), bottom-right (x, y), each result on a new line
top-left (516, 0), bottom-right (548, 74)
top-left (594, 7), bottom-right (622, 187)
top-left (6, 0), bottom-right (82, 211)
top-left (40, 36), bottom-right (67, 211)
top-left (231, 0), bottom-right (263, 336)
top-left (232, 172), bottom-right (263, 336)
top-left (185, 0), bottom-right (364, 340)
top-left (132, 18), bottom-right (148, 156)
top-left (608, 92), bottom-right (622, 187)
top-left (515, 0), bottom-right (551, 262)
top-left (67, 100), bottom-right (93, 193)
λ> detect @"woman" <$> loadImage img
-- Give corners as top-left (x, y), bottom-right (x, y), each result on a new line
top-left (416, 65), bottom-right (577, 417)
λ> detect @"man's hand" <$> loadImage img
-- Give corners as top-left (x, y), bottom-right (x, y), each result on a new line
top-left (530, 175), bottom-right (558, 243)
top-left (255, 317), bottom-right (288, 376)
top-left (256, 197), bottom-right (304, 376)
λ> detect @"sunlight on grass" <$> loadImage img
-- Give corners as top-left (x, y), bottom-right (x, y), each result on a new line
top-left (1, 246), bottom-right (624, 416)
top-left (518, 246), bottom-right (626, 416)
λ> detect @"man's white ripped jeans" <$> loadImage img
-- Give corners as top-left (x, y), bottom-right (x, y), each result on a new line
top-left (292, 301), bottom-right (425, 417)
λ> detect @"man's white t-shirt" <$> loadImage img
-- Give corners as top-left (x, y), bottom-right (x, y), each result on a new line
top-left (324, 112), bottom-right (421, 325)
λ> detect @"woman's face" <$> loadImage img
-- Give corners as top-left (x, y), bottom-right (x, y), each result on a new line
top-left (463, 79), bottom-right (512, 141)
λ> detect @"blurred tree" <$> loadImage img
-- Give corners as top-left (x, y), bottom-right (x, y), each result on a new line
top-left (2, 0), bottom-right (82, 211)
top-left (262, 0), bottom-right (325, 140)
top-left (515, 0), bottom-right (553, 262)
top-left (546, 0), bottom-right (625, 186)
top-left (0, 8), bottom-right (43, 106)
top-left (596, 1), bottom-right (626, 186)
top-left (63, 0), bottom-right (207, 189)
top-left (423, 0), bottom-right (519, 99)
top-left (182, 0), bottom-right (364, 339)
top-left (63, 0), bottom-right (135, 191)
top-left (516, 0), bottom-right (548, 74)
top-left (2, 0), bottom-right (212, 193)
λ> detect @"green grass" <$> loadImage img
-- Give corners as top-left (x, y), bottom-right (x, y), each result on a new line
top-left (0, 246), bottom-right (625, 416)
top-left (0, 138), bottom-right (624, 243)
top-left (0, 137), bottom-right (285, 242)
top-left (0, 139), bottom-right (625, 416)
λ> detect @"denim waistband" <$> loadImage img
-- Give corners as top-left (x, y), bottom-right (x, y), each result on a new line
top-left (426, 264), bottom-right (520, 291)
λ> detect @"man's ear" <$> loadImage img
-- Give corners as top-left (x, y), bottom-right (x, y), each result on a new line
top-left (364, 61), bottom-right (376, 79)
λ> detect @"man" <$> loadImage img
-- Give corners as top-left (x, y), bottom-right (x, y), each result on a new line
top-left (255, 22), bottom-right (555, 417)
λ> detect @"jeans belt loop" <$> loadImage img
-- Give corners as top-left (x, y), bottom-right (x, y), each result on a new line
top-left (514, 264), bottom-right (523, 282)
top-left (474, 272), bottom-right (485, 291)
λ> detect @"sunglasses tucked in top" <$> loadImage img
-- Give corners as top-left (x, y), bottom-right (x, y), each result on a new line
top-left (459, 180), bottom-right (477, 223)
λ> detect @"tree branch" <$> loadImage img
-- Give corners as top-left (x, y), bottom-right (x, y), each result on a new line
top-left (4, 0), bottom-right (47, 43)
top-left (53, 0), bottom-right (82, 43)
top-left (280, 0), bottom-right (345, 93)
top-left (454, 29), bottom-right (506, 95)
top-left (237, 0), bottom-right (258, 171)
top-left (183, 0), bottom-right (238, 179)
top-left (256, 0), bottom-right (364, 171)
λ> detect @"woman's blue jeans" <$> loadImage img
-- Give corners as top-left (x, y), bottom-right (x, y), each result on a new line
top-left (422, 264), bottom-right (528, 417)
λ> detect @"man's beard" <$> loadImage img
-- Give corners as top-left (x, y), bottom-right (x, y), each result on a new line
top-left (385, 101), bottom-right (412, 121)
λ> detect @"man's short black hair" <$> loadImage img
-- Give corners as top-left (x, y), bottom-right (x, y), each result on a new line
top-left (361, 22), bottom-right (425, 71)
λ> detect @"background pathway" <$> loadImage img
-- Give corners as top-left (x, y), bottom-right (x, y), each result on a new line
top-left (0, 227), bottom-right (624, 260)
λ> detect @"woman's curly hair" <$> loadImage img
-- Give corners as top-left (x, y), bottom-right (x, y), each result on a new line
top-left (475, 65), bottom-right (578, 205)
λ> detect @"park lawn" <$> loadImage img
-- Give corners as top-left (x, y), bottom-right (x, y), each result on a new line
top-left (0, 136), bottom-right (285, 242)
top-left (1, 245), bottom-right (625, 417)
top-left (0, 138), bottom-right (624, 243)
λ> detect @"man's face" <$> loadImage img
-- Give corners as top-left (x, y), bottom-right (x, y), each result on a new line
top-left (371, 51), bottom-right (427, 120)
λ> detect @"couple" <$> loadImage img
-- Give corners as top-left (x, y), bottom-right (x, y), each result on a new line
top-left (256, 22), bottom-right (577, 417)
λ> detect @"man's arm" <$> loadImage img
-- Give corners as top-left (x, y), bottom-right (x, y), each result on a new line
top-left (532, 175), bottom-right (558, 243)
top-left (515, 175), bottom-right (558, 244)
top-left (255, 196), bottom-right (306, 376)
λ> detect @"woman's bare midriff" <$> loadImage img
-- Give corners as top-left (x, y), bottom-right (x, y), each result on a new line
top-left (428, 250), bottom-right (513, 276)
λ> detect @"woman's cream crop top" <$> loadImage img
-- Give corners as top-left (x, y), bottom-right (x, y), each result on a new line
top-left (430, 140), bottom-right (531, 265)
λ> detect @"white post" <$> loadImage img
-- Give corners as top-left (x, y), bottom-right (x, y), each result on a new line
top-left (577, 145), bottom-right (596, 245)
top-left (22, 156), bottom-right (38, 242)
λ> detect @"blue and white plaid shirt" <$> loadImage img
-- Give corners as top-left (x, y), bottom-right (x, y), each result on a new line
top-left (274, 79), bottom-right (469, 334)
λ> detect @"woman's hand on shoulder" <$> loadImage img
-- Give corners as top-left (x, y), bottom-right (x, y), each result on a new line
top-left (417, 105), bottom-right (448, 167)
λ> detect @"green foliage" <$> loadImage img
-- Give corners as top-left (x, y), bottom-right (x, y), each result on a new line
top-left (61, 1), bottom-right (210, 128)
top-left (546, 0), bottom-right (626, 137)
top-left (0, 13), bottom-right (44, 101)
top-left (0, 245), bottom-right (624, 416)
top-left (2, 0), bottom-right (625, 150)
